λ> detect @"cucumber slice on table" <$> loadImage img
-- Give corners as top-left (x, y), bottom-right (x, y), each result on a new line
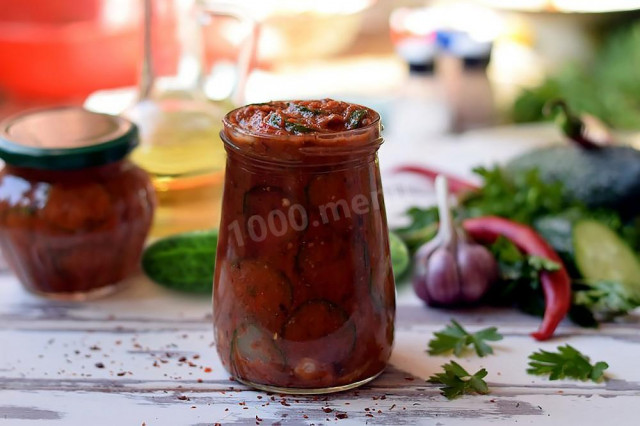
top-left (574, 219), bottom-right (640, 299)
top-left (142, 230), bottom-right (217, 293)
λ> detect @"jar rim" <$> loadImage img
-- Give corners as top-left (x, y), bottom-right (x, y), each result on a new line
top-left (0, 106), bottom-right (138, 171)
top-left (221, 101), bottom-right (383, 165)
top-left (222, 108), bottom-right (382, 142)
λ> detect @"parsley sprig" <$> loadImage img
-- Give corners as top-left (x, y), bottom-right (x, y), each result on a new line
top-left (428, 361), bottom-right (490, 399)
top-left (428, 320), bottom-right (503, 357)
top-left (527, 345), bottom-right (609, 382)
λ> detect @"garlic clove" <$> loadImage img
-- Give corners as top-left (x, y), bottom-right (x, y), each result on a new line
top-left (423, 248), bottom-right (461, 306)
top-left (457, 243), bottom-right (499, 303)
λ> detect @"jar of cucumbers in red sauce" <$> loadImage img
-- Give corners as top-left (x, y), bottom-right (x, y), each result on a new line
top-left (215, 99), bottom-right (395, 393)
top-left (0, 107), bottom-right (155, 300)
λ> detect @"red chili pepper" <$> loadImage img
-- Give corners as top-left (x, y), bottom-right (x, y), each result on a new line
top-left (462, 216), bottom-right (572, 341)
top-left (393, 165), bottom-right (479, 195)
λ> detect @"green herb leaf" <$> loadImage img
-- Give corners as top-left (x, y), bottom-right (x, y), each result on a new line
top-left (428, 361), bottom-right (490, 399)
top-left (527, 345), bottom-right (609, 382)
top-left (287, 102), bottom-right (320, 117)
top-left (284, 121), bottom-right (314, 134)
top-left (573, 280), bottom-right (640, 320)
top-left (462, 167), bottom-right (567, 224)
top-left (267, 112), bottom-right (283, 128)
top-left (393, 206), bottom-right (439, 251)
top-left (528, 256), bottom-right (561, 272)
top-left (347, 109), bottom-right (368, 129)
top-left (428, 319), bottom-right (503, 357)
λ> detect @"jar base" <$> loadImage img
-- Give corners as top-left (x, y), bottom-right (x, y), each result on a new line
top-left (25, 282), bottom-right (125, 301)
top-left (233, 370), bottom-right (384, 395)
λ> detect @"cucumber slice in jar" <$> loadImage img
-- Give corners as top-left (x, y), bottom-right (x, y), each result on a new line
top-left (230, 323), bottom-right (286, 379)
top-left (229, 259), bottom-right (293, 333)
top-left (574, 219), bottom-right (640, 299)
top-left (282, 299), bottom-right (356, 364)
top-left (243, 185), bottom-right (301, 251)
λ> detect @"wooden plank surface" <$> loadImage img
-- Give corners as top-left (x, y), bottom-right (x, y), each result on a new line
top-left (1, 270), bottom-right (639, 426)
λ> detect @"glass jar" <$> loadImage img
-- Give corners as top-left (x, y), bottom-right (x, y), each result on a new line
top-left (214, 100), bottom-right (395, 394)
top-left (0, 107), bottom-right (155, 300)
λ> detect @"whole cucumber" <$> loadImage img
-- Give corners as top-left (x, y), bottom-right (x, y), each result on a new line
top-left (142, 229), bottom-right (218, 293)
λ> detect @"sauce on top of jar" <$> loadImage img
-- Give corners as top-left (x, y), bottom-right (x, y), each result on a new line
top-left (227, 99), bottom-right (377, 136)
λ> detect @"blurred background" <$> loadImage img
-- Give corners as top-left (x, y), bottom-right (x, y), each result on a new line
top-left (2, 0), bottom-right (640, 125)
top-left (1, 0), bottom-right (640, 232)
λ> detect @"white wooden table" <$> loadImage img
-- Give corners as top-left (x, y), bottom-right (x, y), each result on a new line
top-left (2, 125), bottom-right (640, 425)
top-left (2, 268), bottom-right (640, 425)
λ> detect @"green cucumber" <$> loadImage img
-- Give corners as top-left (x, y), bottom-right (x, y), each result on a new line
top-left (142, 229), bottom-right (217, 293)
top-left (389, 231), bottom-right (409, 279)
top-left (574, 219), bottom-right (640, 299)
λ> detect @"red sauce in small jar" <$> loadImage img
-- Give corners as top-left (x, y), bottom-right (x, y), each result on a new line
top-left (0, 107), bottom-right (155, 299)
top-left (214, 99), bottom-right (395, 393)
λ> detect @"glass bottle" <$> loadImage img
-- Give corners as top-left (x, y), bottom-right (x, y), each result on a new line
top-left (124, 0), bottom-right (255, 237)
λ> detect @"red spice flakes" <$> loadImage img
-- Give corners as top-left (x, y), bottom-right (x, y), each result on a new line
top-left (215, 423), bottom-right (222, 426)
top-left (204, 367), bottom-right (213, 373)
top-left (364, 408), bottom-right (370, 411)
top-left (95, 363), bottom-right (105, 369)
top-left (336, 412), bottom-right (348, 419)
top-left (380, 395), bottom-right (386, 400)
top-left (117, 372), bottom-right (126, 377)
top-left (115, 340), bottom-right (122, 345)
top-left (257, 395), bottom-right (263, 400)
top-left (322, 408), bottom-right (333, 413)
top-left (303, 415), bottom-right (309, 419)
top-left (197, 379), bottom-right (203, 383)
top-left (177, 395), bottom-right (190, 401)
top-left (366, 413), bottom-right (374, 418)
top-left (280, 400), bottom-right (291, 407)
top-left (405, 377), bottom-right (415, 381)
top-left (89, 345), bottom-right (101, 351)
top-left (178, 357), bottom-right (187, 362)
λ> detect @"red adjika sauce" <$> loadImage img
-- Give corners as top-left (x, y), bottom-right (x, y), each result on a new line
top-left (230, 99), bottom-right (375, 136)
top-left (214, 100), bottom-right (395, 393)
top-left (0, 107), bottom-right (155, 299)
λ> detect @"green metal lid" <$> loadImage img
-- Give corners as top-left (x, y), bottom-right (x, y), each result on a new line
top-left (0, 106), bottom-right (138, 170)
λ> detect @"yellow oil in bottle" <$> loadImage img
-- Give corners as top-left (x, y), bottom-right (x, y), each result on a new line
top-left (126, 98), bottom-right (227, 237)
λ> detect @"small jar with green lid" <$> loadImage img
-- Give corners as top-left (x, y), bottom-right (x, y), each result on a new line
top-left (0, 107), bottom-right (156, 300)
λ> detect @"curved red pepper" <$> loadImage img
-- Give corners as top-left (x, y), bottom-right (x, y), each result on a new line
top-left (462, 216), bottom-right (571, 341)
top-left (393, 165), bottom-right (479, 195)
